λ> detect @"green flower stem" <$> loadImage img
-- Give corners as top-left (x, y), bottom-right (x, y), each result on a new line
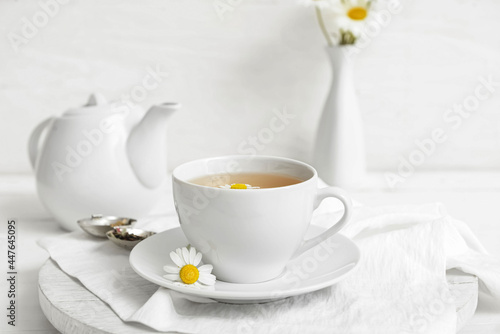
top-left (339, 29), bottom-right (357, 45)
top-left (315, 6), bottom-right (333, 47)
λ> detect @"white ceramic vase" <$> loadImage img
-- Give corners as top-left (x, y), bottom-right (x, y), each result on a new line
top-left (313, 46), bottom-right (366, 188)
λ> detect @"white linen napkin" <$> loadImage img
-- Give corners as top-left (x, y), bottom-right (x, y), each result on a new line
top-left (38, 202), bottom-right (500, 334)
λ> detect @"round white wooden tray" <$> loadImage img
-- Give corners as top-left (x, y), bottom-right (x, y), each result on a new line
top-left (39, 260), bottom-right (478, 333)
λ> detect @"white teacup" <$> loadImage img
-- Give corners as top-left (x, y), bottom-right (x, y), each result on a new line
top-left (172, 155), bottom-right (352, 283)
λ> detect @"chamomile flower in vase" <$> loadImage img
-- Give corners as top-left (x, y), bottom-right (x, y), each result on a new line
top-left (304, 0), bottom-right (371, 188)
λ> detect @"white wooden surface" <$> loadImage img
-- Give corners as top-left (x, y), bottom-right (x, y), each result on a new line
top-left (1, 174), bottom-right (500, 333)
top-left (39, 260), bottom-right (162, 334)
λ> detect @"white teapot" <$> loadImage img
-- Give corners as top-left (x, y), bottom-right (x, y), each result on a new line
top-left (28, 94), bottom-right (180, 230)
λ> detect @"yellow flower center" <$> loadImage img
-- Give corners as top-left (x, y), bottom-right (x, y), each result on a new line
top-left (179, 264), bottom-right (199, 284)
top-left (230, 184), bottom-right (247, 189)
top-left (347, 7), bottom-right (368, 21)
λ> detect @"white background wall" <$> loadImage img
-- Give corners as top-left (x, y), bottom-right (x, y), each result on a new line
top-left (1, 0), bottom-right (499, 175)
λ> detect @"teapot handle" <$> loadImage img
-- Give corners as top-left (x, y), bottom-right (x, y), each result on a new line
top-left (28, 117), bottom-right (54, 169)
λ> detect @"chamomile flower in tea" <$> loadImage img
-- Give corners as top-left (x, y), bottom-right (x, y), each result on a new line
top-left (219, 183), bottom-right (260, 189)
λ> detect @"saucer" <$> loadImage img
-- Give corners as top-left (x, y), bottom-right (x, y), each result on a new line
top-left (129, 225), bottom-right (360, 304)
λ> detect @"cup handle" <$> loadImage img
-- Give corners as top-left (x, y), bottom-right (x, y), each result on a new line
top-left (292, 187), bottom-right (353, 258)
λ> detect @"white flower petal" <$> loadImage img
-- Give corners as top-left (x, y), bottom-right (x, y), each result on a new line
top-left (170, 251), bottom-right (184, 267)
top-left (182, 247), bottom-right (191, 264)
top-left (176, 248), bottom-right (185, 264)
top-left (172, 281), bottom-right (201, 288)
top-left (172, 281), bottom-right (188, 287)
top-left (177, 248), bottom-right (187, 266)
top-left (198, 273), bottom-right (216, 286)
top-left (198, 264), bottom-right (213, 273)
top-left (163, 265), bottom-right (180, 274)
top-left (189, 246), bottom-right (196, 264)
top-left (193, 252), bottom-right (202, 266)
top-left (163, 274), bottom-right (180, 281)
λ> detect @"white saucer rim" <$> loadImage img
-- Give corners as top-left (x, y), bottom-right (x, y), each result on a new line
top-left (129, 227), bottom-right (360, 300)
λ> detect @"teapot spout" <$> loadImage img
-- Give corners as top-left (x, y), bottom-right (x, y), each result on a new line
top-left (127, 103), bottom-right (180, 188)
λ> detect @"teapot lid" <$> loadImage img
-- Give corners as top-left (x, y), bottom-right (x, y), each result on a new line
top-left (62, 93), bottom-right (126, 116)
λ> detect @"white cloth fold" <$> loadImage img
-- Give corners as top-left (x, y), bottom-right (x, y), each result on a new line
top-left (38, 202), bottom-right (500, 334)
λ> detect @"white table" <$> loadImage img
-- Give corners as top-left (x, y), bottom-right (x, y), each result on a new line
top-left (1, 174), bottom-right (500, 333)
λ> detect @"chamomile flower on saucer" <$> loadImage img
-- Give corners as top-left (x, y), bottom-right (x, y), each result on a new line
top-left (219, 183), bottom-right (260, 190)
top-left (163, 246), bottom-right (216, 288)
